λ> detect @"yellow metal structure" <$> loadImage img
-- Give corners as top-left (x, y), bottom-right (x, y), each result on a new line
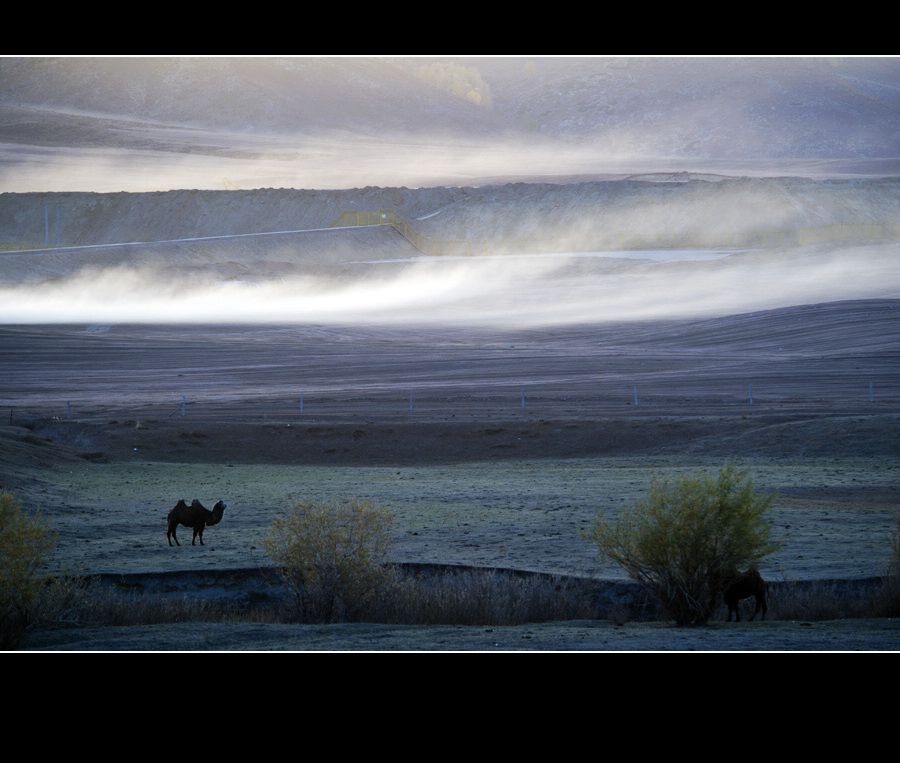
top-left (0, 242), bottom-right (41, 252)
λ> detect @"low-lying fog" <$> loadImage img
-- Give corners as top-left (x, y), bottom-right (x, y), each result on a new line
top-left (2, 242), bottom-right (898, 326)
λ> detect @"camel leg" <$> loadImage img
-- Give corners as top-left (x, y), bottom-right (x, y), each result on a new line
top-left (749, 597), bottom-right (761, 621)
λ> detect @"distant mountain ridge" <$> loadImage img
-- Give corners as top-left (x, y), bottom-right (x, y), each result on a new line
top-left (2, 56), bottom-right (900, 159)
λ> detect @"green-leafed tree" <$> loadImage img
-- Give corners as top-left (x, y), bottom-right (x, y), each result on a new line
top-left (584, 464), bottom-right (779, 626)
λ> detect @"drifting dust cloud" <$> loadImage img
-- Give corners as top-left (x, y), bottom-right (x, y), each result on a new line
top-left (1, 244), bottom-right (898, 326)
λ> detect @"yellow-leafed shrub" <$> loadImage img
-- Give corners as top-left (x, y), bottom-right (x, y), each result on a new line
top-left (0, 494), bottom-right (56, 648)
top-left (265, 497), bottom-right (395, 623)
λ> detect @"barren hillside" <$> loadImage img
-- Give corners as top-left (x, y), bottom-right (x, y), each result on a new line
top-left (2, 57), bottom-right (899, 332)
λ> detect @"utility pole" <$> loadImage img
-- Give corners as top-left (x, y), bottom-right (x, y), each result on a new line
top-left (44, 202), bottom-right (60, 247)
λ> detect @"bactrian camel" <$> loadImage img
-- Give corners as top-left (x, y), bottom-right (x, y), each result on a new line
top-left (167, 499), bottom-right (227, 546)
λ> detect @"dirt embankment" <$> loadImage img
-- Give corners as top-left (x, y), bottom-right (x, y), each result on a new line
top-left (4, 175), bottom-right (900, 251)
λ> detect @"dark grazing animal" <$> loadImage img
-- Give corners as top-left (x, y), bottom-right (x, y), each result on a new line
top-left (167, 499), bottom-right (227, 546)
top-left (724, 568), bottom-right (769, 621)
